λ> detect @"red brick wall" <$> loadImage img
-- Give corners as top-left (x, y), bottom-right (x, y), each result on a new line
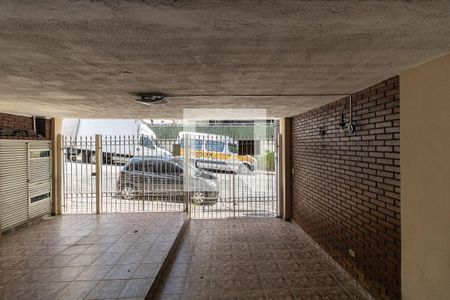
top-left (291, 77), bottom-right (400, 299)
top-left (0, 112), bottom-right (52, 140)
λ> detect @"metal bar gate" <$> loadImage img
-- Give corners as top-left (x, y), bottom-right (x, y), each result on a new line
top-left (60, 122), bottom-right (279, 218)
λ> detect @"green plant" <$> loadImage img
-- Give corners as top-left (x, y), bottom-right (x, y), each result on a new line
top-left (257, 150), bottom-right (275, 171)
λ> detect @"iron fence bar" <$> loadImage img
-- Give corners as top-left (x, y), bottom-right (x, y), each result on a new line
top-left (57, 134), bottom-right (64, 214)
top-left (95, 134), bottom-right (102, 214)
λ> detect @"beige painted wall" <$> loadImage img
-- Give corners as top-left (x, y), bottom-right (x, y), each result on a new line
top-left (401, 54), bottom-right (450, 300)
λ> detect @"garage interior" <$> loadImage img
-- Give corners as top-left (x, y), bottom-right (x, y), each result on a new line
top-left (1, 1), bottom-right (450, 300)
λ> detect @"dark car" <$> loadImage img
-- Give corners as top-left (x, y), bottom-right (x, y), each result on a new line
top-left (116, 157), bottom-right (219, 204)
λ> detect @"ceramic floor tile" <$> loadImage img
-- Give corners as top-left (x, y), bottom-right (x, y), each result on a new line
top-left (236, 290), bottom-right (267, 300)
top-left (161, 277), bottom-right (186, 294)
top-left (260, 273), bottom-right (289, 291)
top-left (0, 284), bottom-right (33, 299)
top-left (234, 274), bottom-right (263, 291)
top-left (210, 262), bottom-right (232, 276)
top-left (234, 261), bottom-right (258, 275)
top-left (46, 254), bottom-right (79, 267)
top-left (107, 242), bottom-right (134, 253)
top-left (184, 277), bottom-right (211, 293)
top-left (209, 292), bottom-right (238, 300)
top-left (155, 252), bottom-right (177, 265)
top-left (23, 282), bottom-right (69, 300)
top-left (119, 278), bottom-right (153, 298)
top-left (291, 288), bottom-right (323, 300)
top-left (55, 280), bottom-right (99, 300)
top-left (93, 252), bottom-right (125, 265)
top-left (104, 263), bottom-right (139, 280)
top-left (209, 277), bottom-right (235, 294)
top-left (84, 243), bottom-right (114, 254)
top-left (256, 260), bottom-right (281, 274)
top-left (284, 272), bottom-right (316, 289)
top-left (160, 294), bottom-right (183, 300)
top-left (76, 235), bottom-right (102, 245)
top-left (168, 263), bottom-right (190, 277)
top-left (31, 267), bottom-right (59, 283)
top-left (61, 244), bottom-right (91, 255)
top-left (132, 263), bottom-right (162, 279)
top-left (0, 213), bottom-right (186, 300)
top-left (96, 235), bottom-right (122, 244)
top-left (75, 265), bottom-right (114, 281)
top-left (320, 286), bottom-right (353, 300)
top-left (181, 293), bottom-right (209, 300)
top-left (86, 279), bottom-right (128, 299)
top-left (154, 219), bottom-right (372, 300)
top-left (68, 253), bottom-right (102, 266)
top-left (49, 266), bottom-right (87, 282)
top-left (265, 288), bottom-right (295, 300)
top-left (117, 250), bottom-right (148, 264)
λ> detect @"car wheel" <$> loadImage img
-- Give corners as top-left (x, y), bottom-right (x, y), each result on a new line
top-left (191, 192), bottom-right (205, 205)
top-left (237, 164), bottom-right (251, 174)
top-left (120, 186), bottom-right (135, 200)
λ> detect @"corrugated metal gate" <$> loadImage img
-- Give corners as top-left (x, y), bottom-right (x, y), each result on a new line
top-left (61, 122), bottom-right (279, 218)
top-left (0, 140), bottom-right (52, 232)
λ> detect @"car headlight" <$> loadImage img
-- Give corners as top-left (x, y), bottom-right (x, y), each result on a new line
top-left (206, 179), bottom-right (217, 187)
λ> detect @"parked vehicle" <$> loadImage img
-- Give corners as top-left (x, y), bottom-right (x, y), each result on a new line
top-left (116, 156), bottom-right (219, 204)
top-left (62, 119), bottom-right (170, 164)
top-left (177, 132), bottom-right (255, 174)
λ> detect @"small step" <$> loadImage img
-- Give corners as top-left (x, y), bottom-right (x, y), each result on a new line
top-left (146, 216), bottom-right (191, 299)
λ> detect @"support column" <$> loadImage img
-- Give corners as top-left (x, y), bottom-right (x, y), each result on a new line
top-left (280, 117), bottom-right (292, 221)
top-left (183, 133), bottom-right (191, 214)
top-left (52, 118), bottom-right (63, 215)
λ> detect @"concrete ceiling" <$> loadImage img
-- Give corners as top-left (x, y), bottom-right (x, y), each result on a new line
top-left (0, 0), bottom-right (449, 119)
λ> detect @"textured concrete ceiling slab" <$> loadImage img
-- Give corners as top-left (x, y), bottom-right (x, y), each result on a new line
top-left (0, 0), bottom-right (449, 119)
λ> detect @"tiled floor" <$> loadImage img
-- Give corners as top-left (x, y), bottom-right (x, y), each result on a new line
top-left (0, 212), bottom-right (186, 300)
top-left (154, 218), bottom-right (372, 300)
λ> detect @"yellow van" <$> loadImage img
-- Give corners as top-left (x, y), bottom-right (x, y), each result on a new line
top-left (177, 132), bottom-right (255, 174)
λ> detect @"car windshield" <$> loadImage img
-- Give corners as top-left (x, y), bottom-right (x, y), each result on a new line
top-left (179, 138), bottom-right (203, 150)
top-left (141, 136), bottom-right (162, 148)
top-left (126, 158), bottom-right (199, 177)
top-left (205, 140), bottom-right (225, 152)
top-left (173, 159), bottom-right (201, 177)
top-left (228, 143), bottom-right (238, 154)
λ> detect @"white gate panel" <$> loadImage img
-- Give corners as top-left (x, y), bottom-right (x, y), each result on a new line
top-left (28, 142), bottom-right (52, 219)
top-left (0, 140), bottom-right (52, 231)
top-left (0, 141), bottom-right (29, 230)
top-left (29, 181), bottom-right (52, 219)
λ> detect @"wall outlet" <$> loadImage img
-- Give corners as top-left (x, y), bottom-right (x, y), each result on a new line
top-left (349, 249), bottom-right (356, 258)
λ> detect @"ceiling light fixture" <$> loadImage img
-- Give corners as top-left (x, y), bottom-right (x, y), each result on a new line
top-left (135, 94), bottom-right (167, 105)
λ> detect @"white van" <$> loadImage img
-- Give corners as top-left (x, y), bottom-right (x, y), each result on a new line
top-left (62, 119), bottom-right (170, 164)
top-left (177, 132), bottom-right (255, 174)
